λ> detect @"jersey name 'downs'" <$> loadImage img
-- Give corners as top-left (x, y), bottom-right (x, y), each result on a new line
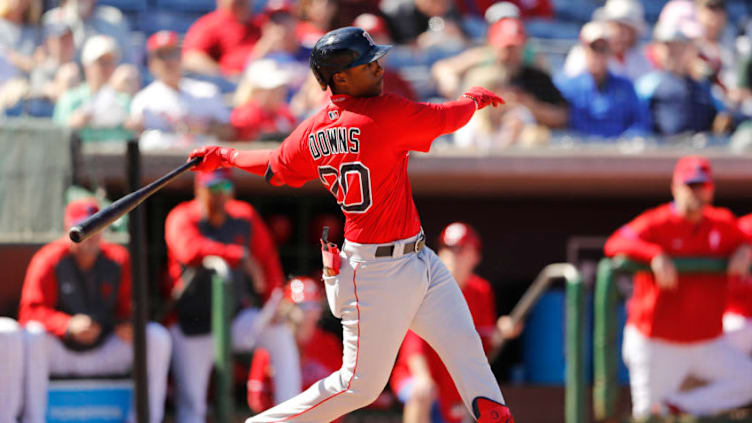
top-left (307, 126), bottom-right (361, 159)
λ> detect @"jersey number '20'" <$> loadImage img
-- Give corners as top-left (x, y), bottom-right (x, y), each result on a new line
top-left (318, 162), bottom-right (373, 213)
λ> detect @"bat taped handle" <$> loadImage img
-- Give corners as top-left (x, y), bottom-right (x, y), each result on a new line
top-left (69, 157), bottom-right (202, 243)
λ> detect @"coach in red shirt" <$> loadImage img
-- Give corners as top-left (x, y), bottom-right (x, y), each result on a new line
top-left (604, 155), bottom-right (752, 418)
top-left (182, 0), bottom-right (262, 76)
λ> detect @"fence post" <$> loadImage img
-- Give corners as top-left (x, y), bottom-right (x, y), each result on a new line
top-left (205, 256), bottom-right (234, 423)
top-left (593, 258), bottom-right (618, 421)
top-left (565, 269), bottom-right (585, 423)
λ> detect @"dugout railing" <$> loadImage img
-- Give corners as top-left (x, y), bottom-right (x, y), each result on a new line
top-left (593, 256), bottom-right (752, 423)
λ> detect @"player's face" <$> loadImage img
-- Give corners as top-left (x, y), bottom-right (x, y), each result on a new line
top-left (69, 232), bottom-right (101, 260)
top-left (196, 183), bottom-right (232, 222)
top-left (672, 181), bottom-right (714, 215)
top-left (336, 59), bottom-right (385, 97)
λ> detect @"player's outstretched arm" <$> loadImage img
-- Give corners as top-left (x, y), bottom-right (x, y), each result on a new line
top-left (188, 146), bottom-right (274, 179)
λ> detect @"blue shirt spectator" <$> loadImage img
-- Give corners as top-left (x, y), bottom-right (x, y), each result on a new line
top-left (555, 21), bottom-right (649, 138)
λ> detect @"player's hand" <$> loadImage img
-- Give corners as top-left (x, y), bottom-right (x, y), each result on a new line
top-left (114, 322), bottom-right (133, 343)
top-left (68, 314), bottom-right (102, 345)
top-left (651, 254), bottom-right (678, 290)
top-left (728, 244), bottom-right (752, 279)
top-left (463, 86), bottom-right (505, 110)
top-left (188, 145), bottom-right (237, 172)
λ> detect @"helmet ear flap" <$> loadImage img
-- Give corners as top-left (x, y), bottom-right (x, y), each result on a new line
top-left (312, 67), bottom-right (329, 91)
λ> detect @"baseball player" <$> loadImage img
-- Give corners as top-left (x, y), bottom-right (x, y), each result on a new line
top-left (164, 169), bottom-right (301, 423)
top-left (0, 317), bottom-right (23, 423)
top-left (188, 26), bottom-right (514, 423)
top-left (391, 222), bottom-right (523, 423)
top-left (725, 214), bottom-right (752, 355)
top-left (247, 276), bottom-right (343, 421)
top-left (604, 156), bottom-right (752, 418)
top-left (19, 199), bottom-right (172, 423)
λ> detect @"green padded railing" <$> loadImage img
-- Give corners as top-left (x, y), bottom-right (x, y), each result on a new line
top-left (593, 256), bottom-right (729, 421)
top-left (206, 256), bottom-right (234, 423)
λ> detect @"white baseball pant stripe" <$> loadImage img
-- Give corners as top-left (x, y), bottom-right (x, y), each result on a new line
top-left (170, 307), bottom-right (301, 423)
top-left (623, 324), bottom-right (752, 418)
top-left (23, 321), bottom-right (172, 423)
top-left (0, 318), bottom-right (23, 423)
top-left (246, 233), bottom-right (504, 423)
top-left (723, 312), bottom-right (752, 355)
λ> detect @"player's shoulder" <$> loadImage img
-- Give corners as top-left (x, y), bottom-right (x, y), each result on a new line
top-left (225, 199), bottom-right (257, 220)
top-left (738, 213), bottom-right (752, 233)
top-left (33, 239), bottom-right (72, 263)
top-left (466, 274), bottom-right (492, 292)
top-left (167, 199), bottom-right (202, 219)
top-left (704, 205), bottom-right (738, 224)
top-left (99, 241), bottom-right (130, 265)
top-left (637, 203), bottom-right (674, 221)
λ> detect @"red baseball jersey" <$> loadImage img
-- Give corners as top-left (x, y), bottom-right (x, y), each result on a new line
top-left (266, 93), bottom-right (476, 243)
top-left (729, 214), bottom-right (752, 317)
top-left (18, 239), bottom-right (132, 339)
top-left (390, 274), bottom-right (497, 423)
top-left (604, 203), bottom-right (747, 342)
top-left (247, 328), bottom-right (343, 416)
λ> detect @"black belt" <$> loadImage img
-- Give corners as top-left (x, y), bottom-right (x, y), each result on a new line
top-left (374, 235), bottom-right (426, 257)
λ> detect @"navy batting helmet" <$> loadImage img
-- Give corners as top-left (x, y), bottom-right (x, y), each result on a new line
top-left (309, 26), bottom-right (392, 90)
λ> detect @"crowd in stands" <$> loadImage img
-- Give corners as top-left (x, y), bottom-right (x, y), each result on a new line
top-left (1, 0), bottom-right (752, 150)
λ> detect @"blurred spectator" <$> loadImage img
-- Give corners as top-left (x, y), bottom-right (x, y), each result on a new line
top-left (42, 0), bottom-right (133, 63)
top-left (130, 31), bottom-right (232, 150)
top-left (454, 65), bottom-right (548, 150)
top-left (19, 199), bottom-right (172, 423)
top-left (182, 0), bottom-right (261, 77)
top-left (635, 22), bottom-right (732, 136)
top-left (555, 21), bottom-right (649, 139)
top-left (381, 0), bottom-right (466, 48)
top-left (0, 0), bottom-right (41, 81)
top-left (483, 1), bottom-right (518, 23)
top-left (563, 0), bottom-right (653, 81)
top-left (456, 0), bottom-right (551, 20)
top-left (296, 0), bottom-right (338, 50)
top-left (390, 222), bottom-right (522, 423)
top-left (0, 317), bottom-right (23, 423)
top-left (604, 156), bottom-right (752, 418)
top-left (432, 17), bottom-right (568, 128)
top-left (29, 23), bottom-right (80, 103)
top-left (726, 214), bottom-right (752, 355)
top-left (164, 169), bottom-right (301, 422)
top-left (247, 0), bottom-right (308, 67)
top-left (53, 35), bottom-right (132, 142)
top-left (354, 13), bottom-right (417, 100)
top-left (232, 58), bottom-right (296, 141)
top-left (109, 63), bottom-right (139, 96)
top-left (247, 277), bottom-right (343, 415)
top-left (694, 0), bottom-right (737, 92)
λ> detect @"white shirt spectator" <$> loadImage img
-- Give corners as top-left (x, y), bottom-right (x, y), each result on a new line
top-left (130, 78), bottom-right (231, 149)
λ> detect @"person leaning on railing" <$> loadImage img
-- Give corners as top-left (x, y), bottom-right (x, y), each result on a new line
top-left (603, 155), bottom-right (752, 419)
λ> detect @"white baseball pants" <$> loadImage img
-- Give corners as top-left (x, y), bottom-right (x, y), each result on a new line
top-left (22, 321), bottom-right (172, 423)
top-left (0, 318), bottom-right (23, 423)
top-left (169, 307), bottom-right (301, 423)
top-left (622, 324), bottom-right (752, 418)
top-left (723, 312), bottom-right (752, 355)
top-left (246, 233), bottom-right (504, 423)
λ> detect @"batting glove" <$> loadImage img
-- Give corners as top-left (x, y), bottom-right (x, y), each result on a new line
top-left (462, 86), bottom-right (504, 110)
top-left (188, 146), bottom-right (238, 172)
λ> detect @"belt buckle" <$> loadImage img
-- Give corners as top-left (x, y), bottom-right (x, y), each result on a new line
top-left (414, 234), bottom-right (426, 253)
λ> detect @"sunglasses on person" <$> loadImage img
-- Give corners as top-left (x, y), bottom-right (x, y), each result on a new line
top-left (207, 180), bottom-right (233, 194)
top-left (154, 48), bottom-right (181, 61)
top-left (588, 41), bottom-right (610, 54)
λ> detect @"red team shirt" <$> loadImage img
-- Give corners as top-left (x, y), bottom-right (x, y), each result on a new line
top-left (267, 93), bottom-right (476, 243)
top-left (390, 274), bottom-right (497, 423)
top-left (248, 328), bottom-right (343, 414)
top-left (604, 203), bottom-right (747, 343)
top-left (728, 214), bottom-right (752, 318)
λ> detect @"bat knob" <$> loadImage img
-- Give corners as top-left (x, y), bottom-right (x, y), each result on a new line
top-left (69, 226), bottom-right (84, 243)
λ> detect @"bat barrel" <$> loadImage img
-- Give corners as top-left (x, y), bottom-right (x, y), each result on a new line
top-left (68, 157), bottom-right (202, 243)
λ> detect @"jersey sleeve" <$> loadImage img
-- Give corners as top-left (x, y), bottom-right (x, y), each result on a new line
top-left (267, 123), bottom-right (317, 187)
top-left (381, 94), bottom-right (476, 153)
top-left (165, 205), bottom-right (245, 267)
top-left (18, 247), bottom-right (72, 338)
top-left (182, 15), bottom-right (217, 56)
top-left (604, 210), bottom-right (664, 262)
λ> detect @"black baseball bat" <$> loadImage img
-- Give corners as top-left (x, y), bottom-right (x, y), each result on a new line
top-left (69, 157), bottom-right (202, 243)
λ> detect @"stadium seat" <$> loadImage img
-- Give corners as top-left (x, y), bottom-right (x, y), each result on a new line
top-left (525, 19), bottom-right (582, 39)
top-left (154, 0), bottom-right (215, 13)
top-left (640, 0), bottom-right (668, 24)
top-left (97, 0), bottom-right (148, 12)
top-left (136, 9), bottom-right (203, 35)
top-left (551, 0), bottom-right (597, 23)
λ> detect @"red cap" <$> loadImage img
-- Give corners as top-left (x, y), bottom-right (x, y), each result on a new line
top-left (195, 168), bottom-right (233, 187)
top-left (353, 13), bottom-right (389, 38)
top-left (265, 0), bottom-right (294, 15)
top-left (146, 30), bottom-right (179, 53)
top-left (673, 155), bottom-right (713, 185)
top-left (65, 198), bottom-right (99, 228)
top-left (488, 18), bottom-right (526, 48)
top-left (284, 277), bottom-right (323, 304)
top-left (438, 222), bottom-right (482, 252)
